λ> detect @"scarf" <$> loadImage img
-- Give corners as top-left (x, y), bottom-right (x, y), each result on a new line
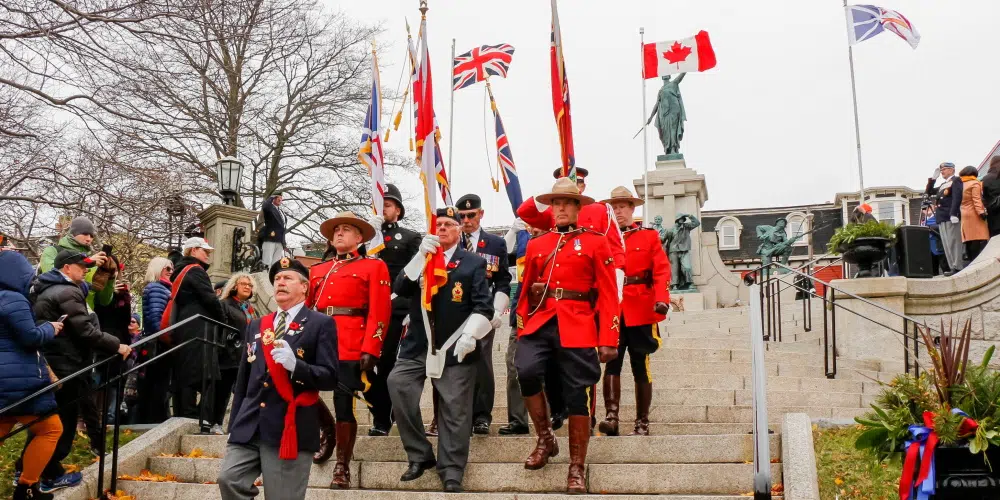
top-left (259, 312), bottom-right (319, 460)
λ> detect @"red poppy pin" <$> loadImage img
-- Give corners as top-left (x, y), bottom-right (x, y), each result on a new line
top-left (289, 322), bottom-right (301, 331)
top-left (141, 349), bottom-right (148, 356)
top-left (477, 240), bottom-right (486, 248)
top-left (384, 235), bottom-right (391, 242)
top-left (447, 261), bottom-right (458, 269)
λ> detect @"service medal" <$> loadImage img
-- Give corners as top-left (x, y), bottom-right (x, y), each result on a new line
top-left (574, 239), bottom-right (581, 251)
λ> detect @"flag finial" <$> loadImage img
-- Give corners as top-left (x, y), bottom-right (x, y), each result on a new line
top-left (419, 1), bottom-right (428, 16)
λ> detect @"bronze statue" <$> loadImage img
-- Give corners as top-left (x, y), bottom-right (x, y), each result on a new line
top-left (755, 219), bottom-right (807, 270)
top-left (644, 73), bottom-right (687, 158)
top-left (650, 215), bottom-right (667, 242)
top-left (661, 213), bottom-right (700, 290)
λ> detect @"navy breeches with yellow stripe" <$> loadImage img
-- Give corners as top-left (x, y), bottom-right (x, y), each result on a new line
top-left (604, 321), bottom-right (662, 382)
top-left (333, 360), bottom-right (373, 423)
top-left (514, 319), bottom-right (601, 417)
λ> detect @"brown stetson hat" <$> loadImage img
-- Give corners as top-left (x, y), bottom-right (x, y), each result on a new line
top-left (536, 177), bottom-right (595, 206)
top-left (320, 211), bottom-right (376, 242)
top-left (600, 185), bottom-right (644, 207)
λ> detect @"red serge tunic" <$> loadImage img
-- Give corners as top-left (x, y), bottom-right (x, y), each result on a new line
top-left (515, 227), bottom-right (620, 348)
top-left (307, 253), bottom-right (391, 361)
top-left (517, 197), bottom-right (626, 270)
top-left (620, 225), bottom-right (671, 326)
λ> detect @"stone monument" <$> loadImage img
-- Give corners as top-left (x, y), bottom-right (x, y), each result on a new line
top-left (197, 204), bottom-right (258, 282)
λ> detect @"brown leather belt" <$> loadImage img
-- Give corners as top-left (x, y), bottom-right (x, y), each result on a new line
top-left (624, 272), bottom-right (652, 286)
top-left (325, 306), bottom-right (367, 317)
top-left (527, 283), bottom-right (595, 309)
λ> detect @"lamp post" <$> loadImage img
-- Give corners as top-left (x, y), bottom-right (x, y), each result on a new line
top-left (166, 195), bottom-right (185, 252)
top-left (216, 156), bottom-right (243, 206)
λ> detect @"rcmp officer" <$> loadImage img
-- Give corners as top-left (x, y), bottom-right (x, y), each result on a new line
top-left (307, 212), bottom-right (391, 489)
top-left (388, 206), bottom-right (494, 493)
top-left (598, 187), bottom-right (671, 436)
top-left (513, 178), bottom-right (620, 494)
top-left (218, 258), bottom-right (338, 500)
top-left (454, 193), bottom-right (512, 435)
top-left (368, 183), bottom-right (421, 436)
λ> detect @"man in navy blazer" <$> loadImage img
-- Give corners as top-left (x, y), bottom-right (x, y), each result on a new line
top-left (218, 257), bottom-right (338, 500)
top-left (454, 194), bottom-right (513, 435)
top-left (260, 192), bottom-right (287, 267)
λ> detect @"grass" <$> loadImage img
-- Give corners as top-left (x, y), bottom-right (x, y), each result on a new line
top-left (814, 425), bottom-right (901, 500)
top-left (0, 426), bottom-right (140, 498)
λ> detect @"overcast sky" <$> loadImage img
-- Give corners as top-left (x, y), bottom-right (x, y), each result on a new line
top-left (324, 0), bottom-right (1000, 228)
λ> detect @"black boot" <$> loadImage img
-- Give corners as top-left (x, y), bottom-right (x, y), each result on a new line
top-left (14, 482), bottom-right (54, 500)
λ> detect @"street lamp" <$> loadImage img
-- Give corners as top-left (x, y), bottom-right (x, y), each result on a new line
top-left (166, 195), bottom-right (185, 252)
top-left (216, 156), bottom-right (243, 206)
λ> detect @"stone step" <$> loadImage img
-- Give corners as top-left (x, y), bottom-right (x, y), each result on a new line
top-left (142, 459), bottom-right (782, 495)
top-left (177, 434), bottom-right (781, 464)
top-left (119, 480), bottom-right (784, 499)
top-left (467, 373), bottom-right (874, 394)
top-left (334, 422), bottom-right (780, 437)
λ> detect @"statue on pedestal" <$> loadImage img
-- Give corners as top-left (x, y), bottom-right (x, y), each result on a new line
top-left (650, 215), bottom-right (667, 241)
top-left (755, 219), bottom-right (806, 271)
top-left (661, 213), bottom-right (700, 290)
top-left (644, 73), bottom-right (687, 158)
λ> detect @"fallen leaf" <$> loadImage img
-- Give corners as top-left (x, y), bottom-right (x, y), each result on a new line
top-left (64, 465), bottom-right (81, 473)
top-left (254, 478), bottom-right (263, 486)
top-left (835, 477), bottom-right (844, 485)
top-left (772, 483), bottom-right (784, 493)
top-left (118, 469), bottom-right (179, 482)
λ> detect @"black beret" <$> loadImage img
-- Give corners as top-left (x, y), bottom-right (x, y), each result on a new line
top-left (269, 256), bottom-right (310, 284)
top-left (455, 194), bottom-right (482, 211)
top-left (436, 206), bottom-right (460, 224)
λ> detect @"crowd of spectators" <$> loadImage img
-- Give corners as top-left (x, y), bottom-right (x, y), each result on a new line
top-left (923, 161), bottom-right (999, 276)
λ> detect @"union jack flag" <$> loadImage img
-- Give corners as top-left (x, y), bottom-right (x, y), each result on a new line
top-left (453, 43), bottom-right (515, 91)
top-left (489, 92), bottom-right (522, 215)
top-left (359, 49), bottom-right (386, 255)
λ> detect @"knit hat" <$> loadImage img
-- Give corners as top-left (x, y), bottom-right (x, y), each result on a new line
top-left (69, 217), bottom-right (97, 237)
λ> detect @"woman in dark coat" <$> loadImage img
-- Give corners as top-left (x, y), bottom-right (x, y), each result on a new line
top-left (983, 157), bottom-right (1000, 238)
top-left (0, 250), bottom-right (65, 500)
top-left (211, 273), bottom-right (259, 434)
top-left (136, 257), bottom-right (174, 424)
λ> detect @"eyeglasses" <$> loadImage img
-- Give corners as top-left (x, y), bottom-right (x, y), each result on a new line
top-left (457, 212), bottom-right (478, 220)
top-left (237, 282), bottom-right (253, 288)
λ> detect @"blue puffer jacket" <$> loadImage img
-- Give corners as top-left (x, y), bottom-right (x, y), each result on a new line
top-left (0, 251), bottom-right (57, 416)
top-left (142, 280), bottom-right (171, 337)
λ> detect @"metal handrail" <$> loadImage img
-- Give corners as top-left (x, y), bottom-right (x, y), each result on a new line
top-left (747, 281), bottom-right (771, 500)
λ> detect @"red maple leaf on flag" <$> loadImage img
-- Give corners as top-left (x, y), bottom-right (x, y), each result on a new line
top-left (662, 42), bottom-right (692, 66)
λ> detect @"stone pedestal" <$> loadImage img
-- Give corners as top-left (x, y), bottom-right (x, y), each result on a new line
top-left (831, 277), bottom-right (909, 363)
top-left (197, 204), bottom-right (259, 282)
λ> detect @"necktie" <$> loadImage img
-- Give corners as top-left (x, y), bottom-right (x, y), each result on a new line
top-left (465, 234), bottom-right (475, 252)
top-left (275, 311), bottom-right (288, 340)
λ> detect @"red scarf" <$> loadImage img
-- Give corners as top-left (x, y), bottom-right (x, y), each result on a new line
top-left (260, 312), bottom-right (320, 460)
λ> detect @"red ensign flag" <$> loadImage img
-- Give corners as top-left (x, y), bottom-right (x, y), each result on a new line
top-left (642, 30), bottom-right (717, 79)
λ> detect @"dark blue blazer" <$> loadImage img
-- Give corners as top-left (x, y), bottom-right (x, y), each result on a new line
top-left (394, 248), bottom-right (494, 366)
top-left (260, 197), bottom-right (286, 244)
top-left (926, 176), bottom-right (964, 222)
top-left (467, 230), bottom-right (512, 298)
top-left (228, 306), bottom-right (338, 452)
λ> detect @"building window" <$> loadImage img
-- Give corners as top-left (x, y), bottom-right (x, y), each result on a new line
top-left (876, 202), bottom-right (896, 226)
top-left (716, 216), bottom-right (742, 250)
top-left (786, 212), bottom-right (808, 246)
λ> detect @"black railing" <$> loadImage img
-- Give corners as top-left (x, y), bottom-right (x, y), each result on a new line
top-left (745, 262), bottom-right (932, 379)
top-left (0, 314), bottom-right (235, 499)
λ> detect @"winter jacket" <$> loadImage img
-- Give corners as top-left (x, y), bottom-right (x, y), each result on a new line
top-left (0, 251), bottom-right (58, 416)
top-left (926, 176), bottom-right (964, 223)
top-left (984, 173), bottom-right (1000, 237)
top-left (38, 234), bottom-right (115, 309)
top-left (169, 256), bottom-right (225, 387)
top-left (141, 280), bottom-right (171, 337)
top-left (220, 296), bottom-right (256, 370)
top-left (31, 269), bottom-right (120, 377)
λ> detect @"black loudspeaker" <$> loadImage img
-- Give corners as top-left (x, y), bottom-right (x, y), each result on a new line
top-left (895, 225), bottom-right (933, 278)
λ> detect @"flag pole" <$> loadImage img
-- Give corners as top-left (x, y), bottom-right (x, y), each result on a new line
top-left (640, 26), bottom-right (649, 226)
top-left (844, 0), bottom-right (866, 204)
top-left (448, 37), bottom-right (456, 185)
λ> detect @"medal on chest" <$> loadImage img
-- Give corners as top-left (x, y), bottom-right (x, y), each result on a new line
top-left (452, 282), bottom-right (464, 302)
top-left (574, 238), bottom-right (582, 252)
top-left (247, 342), bottom-right (257, 363)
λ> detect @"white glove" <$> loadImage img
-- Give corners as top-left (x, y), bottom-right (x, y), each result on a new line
top-left (368, 214), bottom-right (385, 228)
top-left (491, 294), bottom-right (510, 329)
top-left (504, 220), bottom-right (523, 253)
top-left (271, 340), bottom-right (296, 372)
top-left (454, 334), bottom-right (477, 363)
top-left (950, 216), bottom-right (960, 224)
top-left (932, 167), bottom-right (941, 179)
top-left (403, 235), bottom-right (441, 280)
top-left (615, 268), bottom-right (625, 303)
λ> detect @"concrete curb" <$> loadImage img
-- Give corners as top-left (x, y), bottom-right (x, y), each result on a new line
top-left (780, 413), bottom-right (820, 500)
top-left (55, 417), bottom-right (200, 500)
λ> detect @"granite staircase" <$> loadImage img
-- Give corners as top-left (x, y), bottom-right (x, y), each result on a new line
top-left (113, 302), bottom-right (901, 499)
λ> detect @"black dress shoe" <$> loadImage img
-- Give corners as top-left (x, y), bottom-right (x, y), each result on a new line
top-left (400, 460), bottom-right (436, 482)
top-left (472, 421), bottom-right (490, 435)
top-left (444, 479), bottom-right (463, 493)
top-left (368, 427), bottom-right (389, 437)
top-left (497, 422), bottom-right (530, 435)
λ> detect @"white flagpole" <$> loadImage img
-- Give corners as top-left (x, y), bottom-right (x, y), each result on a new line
top-left (448, 37), bottom-right (456, 185)
top-left (640, 27), bottom-right (649, 225)
top-left (844, 0), bottom-right (866, 203)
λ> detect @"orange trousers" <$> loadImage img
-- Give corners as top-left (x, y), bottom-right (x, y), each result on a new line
top-left (0, 415), bottom-right (63, 485)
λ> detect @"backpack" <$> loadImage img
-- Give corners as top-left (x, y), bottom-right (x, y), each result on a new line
top-left (159, 264), bottom-right (198, 344)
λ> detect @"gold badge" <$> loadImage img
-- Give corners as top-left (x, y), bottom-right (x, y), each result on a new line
top-left (464, 200), bottom-right (472, 209)
top-left (280, 257), bottom-right (291, 269)
top-left (446, 207), bottom-right (455, 217)
top-left (451, 282), bottom-right (464, 302)
top-left (262, 329), bottom-right (275, 345)
top-left (296, 347), bottom-right (305, 359)
top-left (374, 322), bottom-right (385, 341)
top-left (611, 316), bottom-right (620, 332)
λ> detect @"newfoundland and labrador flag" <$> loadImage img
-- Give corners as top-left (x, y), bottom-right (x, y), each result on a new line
top-left (846, 5), bottom-right (920, 49)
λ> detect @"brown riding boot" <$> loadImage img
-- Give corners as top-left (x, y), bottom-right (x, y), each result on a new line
top-left (567, 415), bottom-right (590, 494)
top-left (597, 375), bottom-right (620, 436)
top-left (631, 381), bottom-right (652, 436)
top-left (523, 392), bottom-right (559, 470)
top-left (313, 399), bottom-right (336, 464)
top-left (331, 422), bottom-right (357, 488)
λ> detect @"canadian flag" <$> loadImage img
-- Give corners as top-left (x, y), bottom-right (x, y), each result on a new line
top-left (642, 30), bottom-right (717, 79)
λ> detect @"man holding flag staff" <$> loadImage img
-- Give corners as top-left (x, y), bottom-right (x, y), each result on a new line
top-left (514, 178), bottom-right (620, 494)
top-left (388, 206), bottom-right (494, 493)
top-left (218, 258), bottom-right (338, 500)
